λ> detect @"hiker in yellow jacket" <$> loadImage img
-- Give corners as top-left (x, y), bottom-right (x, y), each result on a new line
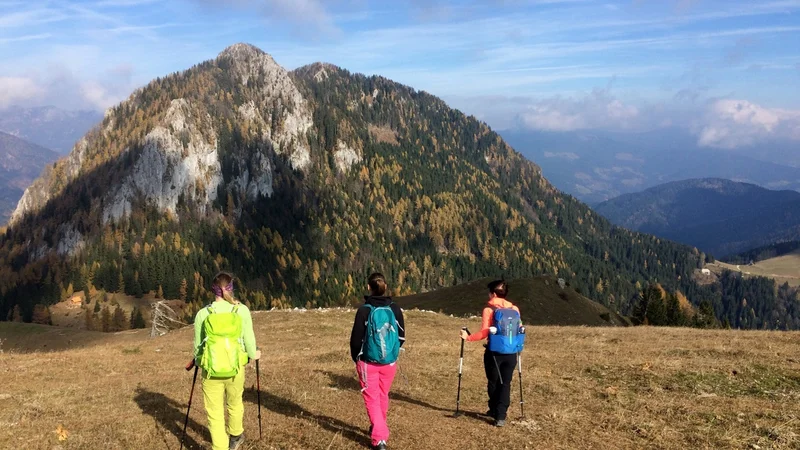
top-left (193, 272), bottom-right (260, 450)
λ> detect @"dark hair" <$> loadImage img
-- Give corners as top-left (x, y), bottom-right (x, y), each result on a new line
top-left (368, 272), bottom-right (387, 296)
top-left (487, 279), bottom-right (508, 298)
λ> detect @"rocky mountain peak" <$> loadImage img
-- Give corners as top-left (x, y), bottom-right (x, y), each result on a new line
top-left (217, 43), bottom-right (267, 60)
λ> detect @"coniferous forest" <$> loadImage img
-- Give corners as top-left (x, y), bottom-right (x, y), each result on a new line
top-left (1, 45), bottom-right (796, 330)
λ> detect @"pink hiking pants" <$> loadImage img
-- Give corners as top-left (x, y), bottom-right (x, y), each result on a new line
top-left (356, 360), bottom-right (397, 446)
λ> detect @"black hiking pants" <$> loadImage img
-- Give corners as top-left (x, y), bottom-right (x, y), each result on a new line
top-left (484, 350), bottom-right (517, 421)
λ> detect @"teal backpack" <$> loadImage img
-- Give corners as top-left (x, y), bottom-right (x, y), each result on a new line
top-left (360, 304), bottom-right (400, 364)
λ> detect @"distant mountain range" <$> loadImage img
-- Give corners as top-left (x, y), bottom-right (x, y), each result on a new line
top-left (501, 129), bottom-right (800, 205)
top-left (0, 106), bottom-right (102, 154)
top-left (594, 178), bottom-right (800, 257)
top-left (0, 131), bottom-right (59, 224)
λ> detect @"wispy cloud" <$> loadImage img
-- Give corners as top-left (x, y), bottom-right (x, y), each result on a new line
top-left (93, 0), bottom-right (161, 7)
top-left (0, 33), bottom-right (52, 45)
top-left (1, 0), bottom-right (798, 161)
top-left (0, 8), bottom-right (69, 28)
top-left (190, 0), bottom-right (339, 36)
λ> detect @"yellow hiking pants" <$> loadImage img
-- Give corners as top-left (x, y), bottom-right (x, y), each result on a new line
top-left (202, 370), bottom-right (245, 450)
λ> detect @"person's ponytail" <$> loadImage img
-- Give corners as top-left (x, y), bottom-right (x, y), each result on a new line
top-left (212, 272), bottom-right (238, 304)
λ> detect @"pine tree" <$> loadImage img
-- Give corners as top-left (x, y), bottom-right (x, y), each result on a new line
top-left (94, 300), bottom-right (101, 313)
top-left (117, 271), bottom-right (125, 294)
top-left (157, 285), bottom-right (164, 299)
top-left (101, 306), bottom-right (111, 332)
top-left (666, 293), bottom-right (685, 326)
top-left (640, 284), bottom-right (667, 326)
top-left (130, 307), bottom-right (146, 329)
top-left (111, 306), bottom-right (128, 332)
top-left (84, 308), bottom-right (94, 331)
top-left (179, 278), bottom-right (188, 302)
top-left (10, 305), bottom-right (21, 322)
top-left (31, 304), bottom-right (52, 325)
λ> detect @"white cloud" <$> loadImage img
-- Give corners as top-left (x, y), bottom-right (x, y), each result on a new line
top-left (697, 99), bottom-right (800, 149)
top-left (80, 81), bottom-right (123, 110)
top-left (0, 77), bottom-right (44, 108)
top-left (0, 66), bottom-right (135, 111)
top-left (543, 151), bottom-right (580, 160)
top-left (516, 86), bottom-right (642, 131)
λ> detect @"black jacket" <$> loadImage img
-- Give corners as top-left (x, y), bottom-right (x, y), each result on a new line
top-left (350, 296), bottom-right (406, 362)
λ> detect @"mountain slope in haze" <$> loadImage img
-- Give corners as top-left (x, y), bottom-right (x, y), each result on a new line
top-left (396, 276), bottom-right (629, 326)
top-left (0, 106), bottom-right (102, 154)
top-left (1, 43), bottom-right (787, 330)
top-left (501, 129), bottom-right (800, 205)
top-left (0, 132), bottom-right (58, 224)
top-left (594, 178), bottom-right (800, 257)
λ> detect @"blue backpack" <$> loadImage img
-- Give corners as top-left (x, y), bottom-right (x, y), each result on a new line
top-left (360, 304), bottom-right (400, 364)
top-left (487, 307), bottom-right (525, 354)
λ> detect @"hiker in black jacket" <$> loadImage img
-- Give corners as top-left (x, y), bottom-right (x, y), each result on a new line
top-left (349, 273), bottom-right (406, 450)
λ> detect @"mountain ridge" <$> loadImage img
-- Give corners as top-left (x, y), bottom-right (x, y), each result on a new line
top-left (1, 43), bottom-right (792, 330)
top-left (594, 178), bottom-right (800, 257)
top-left (0, 131), bottom-right (58, 225)
top-left (501, 128), bottom-right (800, 205)
top-left (0, 105), bottom-right (102, 154)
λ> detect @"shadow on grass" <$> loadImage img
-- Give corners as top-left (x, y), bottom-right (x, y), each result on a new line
top-left (243, 387), bottom-right (370, 447)
top-left (134, 387), bottom-right (205, 450)
top-left (319, 370), bottom-right (492, 423)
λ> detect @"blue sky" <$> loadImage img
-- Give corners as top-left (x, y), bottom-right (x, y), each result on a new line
top-left (1, 0), bottom-right (799, 148)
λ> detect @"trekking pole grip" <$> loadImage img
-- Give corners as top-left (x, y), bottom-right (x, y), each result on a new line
top-left (185, 359), bottom-right (195, 371)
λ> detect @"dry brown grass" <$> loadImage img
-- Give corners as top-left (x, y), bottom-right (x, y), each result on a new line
top-left (368, 125), bottom-right (399, 146)
top-left (711, 253), bottom-right (800, 288)
top-left (1, 310), bottom-right (799, 450)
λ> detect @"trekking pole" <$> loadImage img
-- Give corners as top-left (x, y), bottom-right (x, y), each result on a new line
top-left (256, 358), bottom-right (263, 440)
top-left (517, 353), bottom-right (525, 419)
top-left (454, 327), bottom-right (470, 417)
top-left (181, 360), bottom-right (198, 450)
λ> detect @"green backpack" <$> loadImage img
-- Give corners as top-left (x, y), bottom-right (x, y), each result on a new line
top-left (200, 305), bottom-right (246, 378)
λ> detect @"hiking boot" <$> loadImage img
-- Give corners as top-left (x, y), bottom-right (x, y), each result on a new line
top-left (372, 441), bottom-right (387, 450)
top-left (495, 419), bottom-right (506, 427)
top-left (484, 409), bottom-right (495, 418)
top-left (229, 433), bottom-right (245, 450)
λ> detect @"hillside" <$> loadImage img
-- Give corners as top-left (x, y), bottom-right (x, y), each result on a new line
top-left (0, 131), bottom-right (59, 224)
top-left (726, 241), bottom-right (800, 265)
top-left (594, 178), bottom-right (800, 257)
top-left (1, 310), bottom-right (799, 449)
top-left (709, 250), bottom-right (800, 289)
top-left (0, 105), bottom-right (102, 154)
top-left (396, 277), bottom-right (629, 326)
top-left (1, 43), bottom-right (790, 330)
top-left (501, 129), bottom-right (800, 205)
